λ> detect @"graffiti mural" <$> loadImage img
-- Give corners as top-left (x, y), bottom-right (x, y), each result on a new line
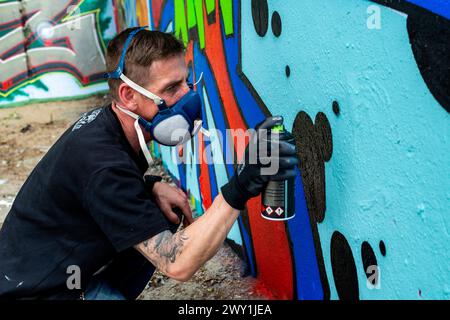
top-left (117, 0), bottom-right (450, 300)
top-left (240, 0), bottom-right (450, 300)
top-left (0, 0), bottom-right (116, 107)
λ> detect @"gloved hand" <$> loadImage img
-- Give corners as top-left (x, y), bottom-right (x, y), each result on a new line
top-left (221, 116), bottom-right (298, 210)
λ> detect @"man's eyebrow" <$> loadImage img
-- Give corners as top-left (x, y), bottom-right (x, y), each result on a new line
top-left (161, 78), bottom-right (184, 90)
top-left (161, 68), bottom-right (190, 90)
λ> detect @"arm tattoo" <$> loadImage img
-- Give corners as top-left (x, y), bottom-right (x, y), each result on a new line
top-left (142, 230), bottom-right (189, 269)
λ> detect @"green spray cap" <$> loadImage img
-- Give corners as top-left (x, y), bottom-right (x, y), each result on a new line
top-left (272, 124), bottom-right (285, 133)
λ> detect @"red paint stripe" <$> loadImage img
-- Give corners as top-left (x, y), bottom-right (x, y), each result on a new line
top-left (112, 0), bottom-right (121, 32)
top-left (247, 198), bottom-right (294, 299)
top-left (0, 16), bottom-right (22, 30)
top-left (0, 41), bottom-right (26, 60)
top-left (198, 130), bottom-right (213, 210)
top-left (203, 5), bottom-right (245, 131)
top-left (184, 42), bottom-right (213, 211)
top-left (154, 1), bottom-right (295, 298)
top-left (151, 0), bottom-right (164, 29)
top-left (1, 60), bottom-right (103, 92)
top-left (202, 1), bottom-right (294, 299)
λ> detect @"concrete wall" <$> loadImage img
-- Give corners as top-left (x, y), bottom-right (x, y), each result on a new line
top-left (143, 0), bottom-right (450, 300)
top-left (6, 0), bottom-right (447, 300)
top-left (0, 0), bottom-right (117, 107)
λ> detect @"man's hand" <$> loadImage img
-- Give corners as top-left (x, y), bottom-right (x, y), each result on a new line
top-left (152, 182), bottom-right (194, 226)
top-left (221, 116), bottom-right (298, 210)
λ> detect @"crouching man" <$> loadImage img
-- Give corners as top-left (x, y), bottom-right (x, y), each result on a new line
top-left (0, 28), bottom-right (297, 300)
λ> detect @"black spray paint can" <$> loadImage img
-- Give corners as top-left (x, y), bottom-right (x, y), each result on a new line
top-left (261, 124), bottom-right (296, 221)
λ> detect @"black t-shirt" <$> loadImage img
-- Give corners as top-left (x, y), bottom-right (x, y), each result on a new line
top-left (0, 105), bottom-right (172, 299)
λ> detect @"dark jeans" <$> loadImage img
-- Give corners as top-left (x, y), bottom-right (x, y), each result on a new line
top-left (85, 220), bottom-right (180, 300)
top-left (85, 248), bottom-right (156, 300)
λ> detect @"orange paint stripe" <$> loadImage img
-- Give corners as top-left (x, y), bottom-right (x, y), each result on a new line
top-left (180, 1), bottom-right (294, 299)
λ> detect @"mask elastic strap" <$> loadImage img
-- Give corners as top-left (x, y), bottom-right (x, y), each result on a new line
top-left (134, 119), bottom-right (154, 165)
top-left (115, 104), bottom-right (154, 166)
top-left (194, 72), bottom-right (203, 86)
top-left (191, 73), bottom-right (210, 138)
top-left (120, 74), bottom-right (165, 106)
top-left (115, 104), bottom-right (139, 120)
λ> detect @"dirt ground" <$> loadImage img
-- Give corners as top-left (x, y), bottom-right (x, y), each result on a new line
top-left (0, 96), bottom-right (264, 300)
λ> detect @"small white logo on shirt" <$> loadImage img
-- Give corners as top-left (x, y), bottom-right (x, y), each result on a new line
top-left (72, 108), bottom-right (102, 131)
top-left (66, 265), bottom-right (81, 290)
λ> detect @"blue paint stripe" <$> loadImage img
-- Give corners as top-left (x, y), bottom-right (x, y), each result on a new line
top-left (405, 0), bottom-right (450, 20)
top-left (192, 45), bottom-right (236, 177)
top-left (160, 0), bottom-right (174, 32)
top-left (177, 160), bottom-right (186, 190)
top-left (147, 0), bottom-right (154, 30)
top-left (224, 0), bottom-right (325, 299)
top-left (221, 0), bottom-right (267, 129)
top-left (238, 217), bottom-right (257, 276)
top-left (287, 168), bottom-right (324, 300)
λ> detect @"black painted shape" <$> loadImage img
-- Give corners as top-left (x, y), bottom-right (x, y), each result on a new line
top-left (292, 111), bottom-right (332, 224)
top-left (207, 11), bottom-right (216, 25)
top-left (361, 241), bottom-right (378, 285)
top-left (188, 27), bottom-right (198, 43)
top-left (285, 65), bottom-right (291, 78)
top-left (369, 0), bottom-right (450, 113)
top-left (331, 231), bottom-right (360, 300)
top-left (292, 111), bottom-right (333, 299)
top-left (271, 11), bottom-right (282, 37)
top-left (407, 12), bottom-right (450, 113)
top-left (251, 0), bottom-right (269, 37)
top-left (315, 113), bottom-right (333, 162)
top-left (332, 101), bottom-right (340, 116)
top-left (379, 240), bottom-right (386, 256)
top-left (369, 0), bottom-right (422, 14)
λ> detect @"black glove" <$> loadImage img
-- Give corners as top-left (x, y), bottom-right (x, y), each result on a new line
top-left (221, 116), bottom-right (298, 210)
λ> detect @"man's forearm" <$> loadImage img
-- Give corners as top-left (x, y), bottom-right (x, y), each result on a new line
top-left (135, 193), bottom-right (240, 281)
top-left (169, 193), bottom-right (239, 280)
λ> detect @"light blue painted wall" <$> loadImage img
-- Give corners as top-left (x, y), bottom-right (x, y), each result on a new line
top-left (241, 0), bottom-right (450, 299)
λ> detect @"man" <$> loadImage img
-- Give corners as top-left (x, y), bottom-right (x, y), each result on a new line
top-left (0, 28), bottom-right (297, 299)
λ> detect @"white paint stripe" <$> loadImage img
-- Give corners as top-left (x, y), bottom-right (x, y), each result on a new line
top-left (88, 14), bottom-right (106, 65)
top-left (0, 2), bottom-right (19, 8)
top-left (0, 26), bottom-right (24, 42)
top-left (27, 46), bottom-right (76, 56)
top-left (202, 86), bottom-right (243, 246)
top-left (165, 21), bottom-right (173, 33)
top-left (0, 52), bottom-right (26, 65)
top-left (387, 7), bottom-right (408, 18)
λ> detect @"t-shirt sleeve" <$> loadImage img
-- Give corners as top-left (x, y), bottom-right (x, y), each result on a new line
top-left (84, 166), bottom-right (172, 252)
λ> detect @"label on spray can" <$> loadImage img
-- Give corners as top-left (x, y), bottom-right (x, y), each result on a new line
top-left (261, 124), bottom-right (296, 221)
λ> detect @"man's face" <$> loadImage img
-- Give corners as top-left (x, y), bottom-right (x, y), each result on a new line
top-left (135, 53), bottom-right (190, 121)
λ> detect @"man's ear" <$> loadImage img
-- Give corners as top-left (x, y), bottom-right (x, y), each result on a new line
top-left (117, 83), bottom-right (139, 112)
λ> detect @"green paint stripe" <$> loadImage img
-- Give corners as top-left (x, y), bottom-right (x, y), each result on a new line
top-left (173, 0), bottom-right (233, 46)
top-left (174, 0), bottom-right (188, 45)
top-left (194, 0), bottom-right (205, 49)
top-left (205, 0), bottom-right (215, 15)
top-left (219, 0), bottom-right (234, 36)
top-left (187, 0), bottom-right (196, 30)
